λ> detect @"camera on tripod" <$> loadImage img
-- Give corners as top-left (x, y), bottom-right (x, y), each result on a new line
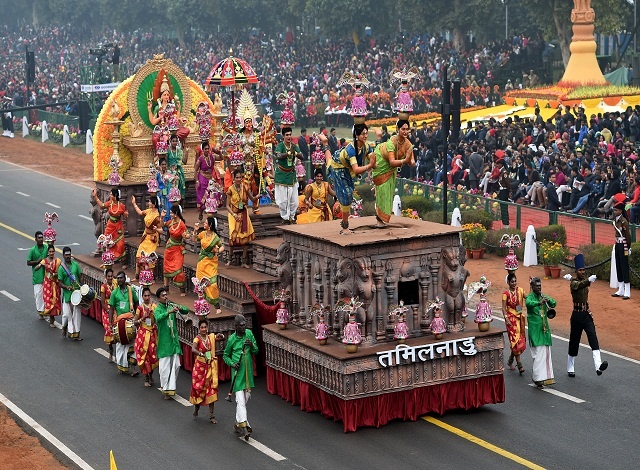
top-left (89, 43), bottom-right (114, 57)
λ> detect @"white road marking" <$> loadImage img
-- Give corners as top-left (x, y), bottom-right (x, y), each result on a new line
top-left (54, 321), bottom-right (62, 329)
top-left (156, 388), bottom-right (191, 407)
top-left (0, 392), bottom-right (95, 470)
top-left (78, 214), bottom-right (93, 221)
top-left (242, 437), bottom-right (288, 461)
top-left (0, 160), bottom-right (93, 189)
top-left (94, 348), bottom-right (109, 358)
top-left (528, 384), bottom-right (586, 403)
top-left (46, 202), bottom-right (61, 208)
top-left (0, 290), bottom-right (20, 301)
top-left (16, 191), bottom-right (30, 197)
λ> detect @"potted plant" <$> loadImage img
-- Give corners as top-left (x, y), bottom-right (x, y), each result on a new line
top-left (461, 223), bottom-right (487, 259)
top-left (539, 241), bottom-right (568, 278)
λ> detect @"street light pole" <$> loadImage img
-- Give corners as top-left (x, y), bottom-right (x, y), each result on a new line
top-left (505, 1), bottom-right (509, 40)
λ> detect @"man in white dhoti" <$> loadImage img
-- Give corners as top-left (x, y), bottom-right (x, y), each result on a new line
top-left (525, 277), bottom-right (556, 388)
top-left (154, 287), bottom-right (183, 399)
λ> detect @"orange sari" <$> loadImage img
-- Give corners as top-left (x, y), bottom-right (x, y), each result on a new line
top-left (105, 200), bottom-right (127, 262)
top-left (43, 258), bottom-right (61, 317)
top-left (134, 303), bottom-right (159, 375)
top-left (164, 219), bottom-right (186, 287)
top-left (189, 333), bottom-right (219, 405)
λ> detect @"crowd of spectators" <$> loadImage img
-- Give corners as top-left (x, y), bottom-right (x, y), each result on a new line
top-left (410, 105), bottom-right (640, 223)
top-left (0, 24), bottom-right (545, 126)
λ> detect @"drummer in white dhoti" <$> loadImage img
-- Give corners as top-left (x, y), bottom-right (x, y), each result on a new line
top-left (154, 286), bottom-right (185, 400)
top-left (109, 271), bottom-right (140, 375)
top-left (58, 247), bottom-right (83, 341)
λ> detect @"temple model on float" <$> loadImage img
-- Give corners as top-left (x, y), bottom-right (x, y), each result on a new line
top-left (74, 52), bottom-right (505, 433)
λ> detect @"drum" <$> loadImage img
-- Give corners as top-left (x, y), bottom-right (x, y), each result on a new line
top-left (112, 319), bottom-right (137, 345)
top-left (70, 290), bottom-right (82, 306)
top-left (79, 284), bottom-right (96, 309)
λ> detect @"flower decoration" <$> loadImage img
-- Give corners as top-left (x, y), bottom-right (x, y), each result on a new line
top-left (467, 275), bottom-right (492, 301)
top-left (192, 277), bottom-right (211, 316)
top-left (539, 240), bottom-right (568, 266)
top-left (43, 212), bottom-right (59, 243)
top-left (168, 186), bottom-right (182, 203)
top-left (273, 288), bottom-right (292, 326)
top-left (276, 91), bottom-right (296, 126)
top-left (204, 180), bottom-right (223, 213)
top-left (195, 101), bottom-right (213, 142)
top-left (108, 154), bottom-right (123, 186)
top-left (390, 66), bottom-right (421, 116)
top-left (310, 303), bottom-right (331, 341)
top-left (401, 207), bottom-right (420, 220)
top-left (428, 297), bottom-right (447, 334)
top-left (295, 158), bottom-right (306, 179)
top-left (391, 301), bottom-right (410, 341)
top-left (337, 72), bottom-right (371, 120)
top-left (336, 296), bottom-right (363, 345)
top-left (461, 223), bottom-right (487, 250)
top-left (138, 251), bottom-right (158, 286)
top-left (310, 133), bottom-right (326, 166)
top-left (97, 234), bottom-right (115, 267)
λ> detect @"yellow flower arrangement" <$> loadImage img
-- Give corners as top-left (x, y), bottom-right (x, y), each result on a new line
top-left (401, 208), bottom-right (420, 220)
top-left (539, 240), bottom-right (568, 266)
top-left (461, 223), bottom-right (486, 250)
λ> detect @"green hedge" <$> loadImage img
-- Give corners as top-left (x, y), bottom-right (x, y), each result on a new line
top-left (459, 209), bottom-right (495, 230)
top-left (579, 243), bottom-right (612, 282)
top-left (422, 210), bottom-right (453, 225)
top-left (400, 195), bottom-right (434, 219)
top-left (360, 200), bottom-right (376, 217)
top-left (629, 242), bottom-right (640, 289)
top-left (535, 224), bottom-right (567, 246)
top-left (354, 183), bottom-right (375, 202)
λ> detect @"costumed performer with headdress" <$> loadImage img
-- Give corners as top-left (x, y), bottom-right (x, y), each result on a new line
top-left (40, 243), bottom-right (61, 324)
top-left (195, 141), bottom-right (223, 222)
top-left (321, 72), bottom-right (376, 235)
top-left (296, 168), bottom-right (335, 224)
top-left (525, 276), bottom-right (556, 388)
top-left (131, 195), bottom-right (163, 279)
top-left (93, 188), bottom-right (128, 268)
top-left (192, 216), bottom-right (224, 313)
top-left (611, 201), bottom-right (631, 299)
top-left (190, 318), bottom-right (225, 423)
top-left (503, 271), bottom-right (526, 374)
top-left (372, 67), bottom-right (419, 227)
top-left (273, 92), bottom-right (301, 224)
top-left (226, 169), bottom-right (257, 268)
top-left (563, 254), bottom-right (608, 378)
top-left (163, 204), bottom-right (188, 295)
top-left (100, 267), bottom-right (117, 362)
top-left (133, 286), bottom-right (159, 387)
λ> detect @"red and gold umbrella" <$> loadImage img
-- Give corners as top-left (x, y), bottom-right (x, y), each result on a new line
top-left (205, 51), bottom-right (259, 129)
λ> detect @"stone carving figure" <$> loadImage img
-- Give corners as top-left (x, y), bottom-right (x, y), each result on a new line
top-left (276, 242), bottom-right (293, 293)
top-left (354, 256), bottom-right (375, 337)
top-left (441, 246), bottom-right (470, 331)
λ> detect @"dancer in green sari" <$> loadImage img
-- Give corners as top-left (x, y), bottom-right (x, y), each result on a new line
top-left (372, 118), bottom-right (414, 226)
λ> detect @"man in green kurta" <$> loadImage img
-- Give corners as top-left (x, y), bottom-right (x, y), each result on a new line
top-left (155, 286), bottom-right (184, 399)
top-left (58, 247), bottom-right (83, 340)
top-left (273, 126), bottom-right (301, 223)
top-left (525, 277), bottom-right (556, 387)
top-left (109, 272), bottom-right (139, 374)
top-left (223, 314), bottom-right (258, 440)
top-left (26, 231), bottom-right (48, 319)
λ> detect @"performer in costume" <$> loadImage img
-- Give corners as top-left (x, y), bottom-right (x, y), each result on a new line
top-left (109, 271), bottom-right (139, 375)
top-left (93, 188), bottom-right (128, 267)
top-left (563, 254), bottom-right (608, 377)
top-left (131, 195), bottom-right (162, 279)
top-left (226, 169), bottom-right (257, 268)
top-left (273, 126), bottom-right (301, 223)
top-left (192, 216), bottom-right (224, 313)
top-left (194, 141), bottom-right (222, 222)
top-left (372, 118), bottom-right (414, 226)
top-left (611, 201), bottom-right (631, 299)
top-left (156, 158), bottom-right (172, 224)
top-left (164, 204), bottom-right (188, 295)
top-left (167, 134), bottom-right (187, 201)
top-left (58, 247), bottom-right (83, 340)
top-left (323, 72), bottom-right (376, 234)
top-left (190, 318), bottom-right (224, 423)
top-left (296, 168), bottom-right (335, 224)
top-left (100, 268), bottom-right (117, 362)
top-left (223, 314), bottom-right (259, 440)
top-left (502, 272), bottom-right (527, 374)
top-left (154, 286), bottom-right (185, 400)
top-left (26, 231), bottom-right (48, 320)
top-left (133, 286), bottom-right (159, 387)
top-left (41, 244), bottom-right (62, 323)
top-left (525, 277), bottom-right (555, 388)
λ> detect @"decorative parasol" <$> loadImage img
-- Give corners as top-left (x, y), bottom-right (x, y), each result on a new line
top-left (205, 50), bottom-right (258, 131)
